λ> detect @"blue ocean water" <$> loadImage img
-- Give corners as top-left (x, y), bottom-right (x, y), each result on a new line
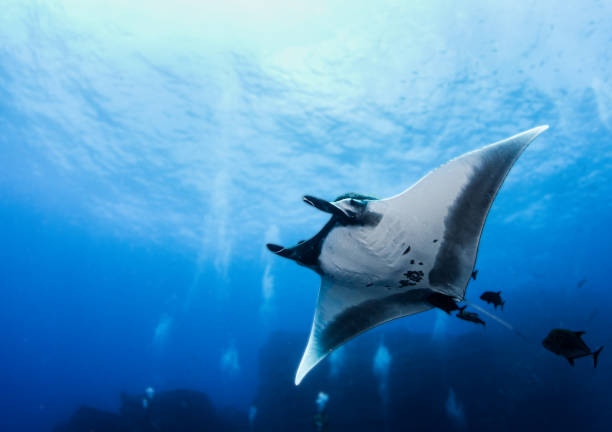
top-left (1, 1), bottom-right (612, 430)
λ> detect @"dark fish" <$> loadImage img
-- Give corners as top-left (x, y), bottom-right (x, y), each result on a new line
top-left (542, 329), bottom-right (603, 367)
top-left (456, 306), bottom-right (485, 326)
top-left (577, 278), bottom-right (587, 289)
top-left (471, 270), bottom-right (478, 280)
top-left (586, 309), bottom-right (598, 324)
top-left (426, 292), bottom-right (460, 314)
top-left (480, 291), bottom-right (505, 310)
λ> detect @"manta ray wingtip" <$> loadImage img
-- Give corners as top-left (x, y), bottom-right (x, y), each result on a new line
top-left (489, 125), bottom-right (548, 155)
top-left (530, 124), bottom-right (549, 136)
top-left (295, 360), bottom-right (309, 386)
top-left (516, 124), bottom-right (549, 142)
top-left (294, 339), bottom-right (327, 385)
top-left (294, 361), bottom-right (319, 386)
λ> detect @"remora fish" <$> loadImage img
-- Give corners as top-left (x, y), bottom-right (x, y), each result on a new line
top-left (456, 306), bottom-right (485, 326)
top-left (427, 292), bottom-right (460, 314)
top-left (542, 329), bottom-right (603, 367)
top-left (267, 126), bottom-right (548, 385)
top-left (480, 291), bottom-right (505, 310)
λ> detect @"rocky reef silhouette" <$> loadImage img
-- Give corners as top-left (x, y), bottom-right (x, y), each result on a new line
top-left (54, 329), bottom-right (610, 431)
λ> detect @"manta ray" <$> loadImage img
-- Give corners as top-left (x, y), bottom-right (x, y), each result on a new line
top-left (267, 126), bottom-right (548, 385)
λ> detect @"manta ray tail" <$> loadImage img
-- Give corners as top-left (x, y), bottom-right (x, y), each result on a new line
top-left (462, 299), bottom-right (528, 341)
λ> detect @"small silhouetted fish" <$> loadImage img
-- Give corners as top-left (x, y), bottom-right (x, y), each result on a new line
top-left (586, 309), bottom-right (598, 324)
top-left (456, 306), bottom-right (485, 326)
top-left (426, 292), bottom-right (460, 314)
top-left (480, 291), bottom-right (505, 310)
top-left (577, 278), bottom-right (587, 288)
top-left (542, 329), bottom-right (603, 367)
top-left (471, 270), bottom-right (478, 280)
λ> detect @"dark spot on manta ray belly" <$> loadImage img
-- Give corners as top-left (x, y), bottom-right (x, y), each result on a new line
top-left (403, 270), bottom-right (424, 282)
top-left (402, 246), bottom-right (411, 255)
top-left (399, 270), bottom-right (424, 287)
top-left (410, 260), bottom-right (415, 264)
top-left (319, 289), bottom-right (431, 352)
top-left (428, 144), bottom-right (521, 288)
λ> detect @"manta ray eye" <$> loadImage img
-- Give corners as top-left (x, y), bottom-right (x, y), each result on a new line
top-left (349, 198), bottom-right (366, 208)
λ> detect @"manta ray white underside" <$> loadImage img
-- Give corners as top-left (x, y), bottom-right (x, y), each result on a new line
top-left (268, 126), bottom-right (548, 385)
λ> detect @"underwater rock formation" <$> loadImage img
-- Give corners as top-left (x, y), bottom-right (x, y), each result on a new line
top-left (53, 389), bottom-right (235, 432)
top-left (53, 329), bottom-right (611, 431)
top-left (53, 406), bottom-right (127, 432)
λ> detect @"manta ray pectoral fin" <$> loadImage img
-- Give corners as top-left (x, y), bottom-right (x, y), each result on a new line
top-left (377, 125), bottom-right (548, 299)
top-left (295, 277), bottom-right (432, 385)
